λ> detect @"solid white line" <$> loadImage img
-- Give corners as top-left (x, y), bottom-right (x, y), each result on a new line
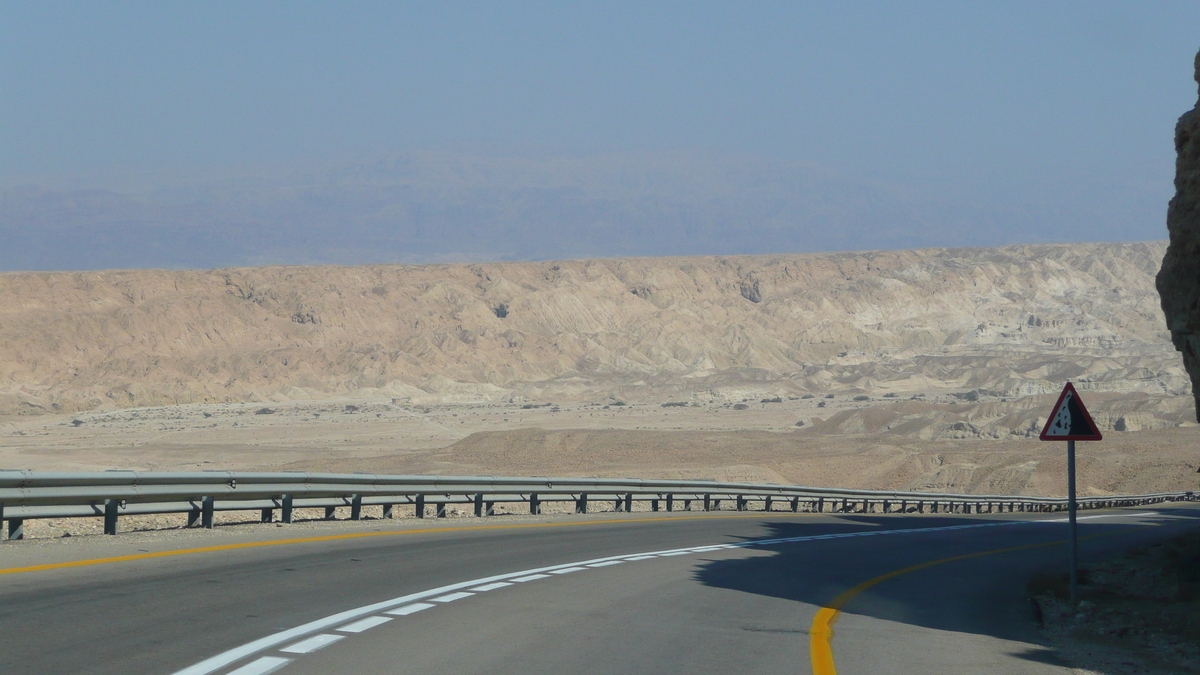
top-left (659, 551), bottom-right (691, 556)
top-left (280, 634), bottom-right (345, 654)
top-left (549, 566), bottom-right (585, 574)
top-left (430, 591), bottom-right (473, 603)
top-left (511, 573), bottom-right (551, 582)
top-left (337, 616), bottom-right (392, 633)
top-left (470, 582), bottom-right (513, 592)
top-left (227, 657), bottom-right (291, 675)
top-left (384, 603), bottom-right (435, 616)
top-left (586, 560), bottom-right (625, 567)
top-left (172, 511), bottom-right (1158, 675)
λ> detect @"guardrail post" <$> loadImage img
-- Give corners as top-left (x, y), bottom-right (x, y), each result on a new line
top-left (917, 501), bottom-right (924, 513)
top-left (703, 494), bottom-right (711, 511)
top-left (437, 502), bottom-right (448, 518)
top-left (474, 493), bottom-right (484, 517)
top-left (351, 494), bottom-right (363, 521)
top-left (712, 498), bottom-right (722, 511)
top-left (931, 501), bottom-right (938, 514)
top-left (104, 498), bottom-right (121, 534)
top-left (576, 493), bottom-right (588, 514)
top-left (816, 498), bottom-right (824, 513)
top-left (382, 503), bottom-right (394, 519)
top-left (625, 493), bottom-right (633, 512)
top-left (324, 506), bottom-right (336, 520)
top-left (614, 496), bottom-right (624, 512)
top-left (666, 494), bottom-right (674, 512)
top-left (764, 496), bottom-right (773, 512)
top-left (260, 508), bottom-right (273, 523)
top-left (415, 494), bottom-right (425, 518)
top-left (201, 496), bottom-right (215, 529)
top-left (651, 498), bottom-right (659, 512)
top-left (790, 496), bottom-right (799, 512)
top-left (282, 495), bottom-right (294, 523)
top-left (883, 499), bottom-right (891, 513)
top-left (736, 495), bottom-right (746, 512)
top-left (684, 498), bottom-right (692, 511)
top-left (863, 499), bottom-right (870, 513)
top-left (7, 518), bottom-right (24, 541)
top-left (529, 493), bottom-right (541, 515)
top-left (486, 500), bottom-right (495, 516)
top-left (0, 502), bottom-right (4, 541)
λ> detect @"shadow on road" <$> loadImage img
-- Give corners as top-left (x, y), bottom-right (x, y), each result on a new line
top-left (691, 510), bottom-right (1198, 673)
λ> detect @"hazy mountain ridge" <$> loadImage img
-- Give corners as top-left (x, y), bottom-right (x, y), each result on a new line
top-left (0, 241), bottom-right (1186, 422)
top-left (0, 151), bottom-right (1097, 272)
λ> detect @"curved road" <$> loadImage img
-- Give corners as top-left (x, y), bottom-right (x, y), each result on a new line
top-left (2, 505), bottom-right (1198, 675)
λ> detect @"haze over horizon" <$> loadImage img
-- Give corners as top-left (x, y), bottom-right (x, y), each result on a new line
top-left (2, 2), bottom-right (1198, 271)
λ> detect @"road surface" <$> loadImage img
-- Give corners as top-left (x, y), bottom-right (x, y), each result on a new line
top-left (2, 505), bottom-right (1197, 675)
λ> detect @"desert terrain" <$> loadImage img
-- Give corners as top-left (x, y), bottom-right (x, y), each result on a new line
top-left (1, 240), bottom-right (1196, 501)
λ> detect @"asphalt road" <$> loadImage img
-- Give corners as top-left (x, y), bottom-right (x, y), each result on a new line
top-left (2, 505), bottom-right (1198, 675)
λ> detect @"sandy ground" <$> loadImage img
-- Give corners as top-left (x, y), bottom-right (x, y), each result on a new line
top-left (2, 395), bottom-right (1196, 499)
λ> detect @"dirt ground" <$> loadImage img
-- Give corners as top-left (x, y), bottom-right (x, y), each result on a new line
top-left (1032, 528), bottom-right (1200, 675)
top-left (2, 395), bottom-right (1196, 498)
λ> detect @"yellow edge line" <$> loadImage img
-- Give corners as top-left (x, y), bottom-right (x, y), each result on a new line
top-left (0, 511), bottom-right (811, 576)
top-left (808, 528), bottom-right (1134, 675)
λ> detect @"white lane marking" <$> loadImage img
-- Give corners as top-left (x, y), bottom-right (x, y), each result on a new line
top-left (659, 551), bottom-right (691, 556)
top-left (430, 591), bottom-right (473, 603)
top-left (337, 616), bottom-right (392, 633)
top-left (549, 566), bottom-right (585, 574)
top-left (173, 510), bottom-right (1167, 675)
top-left (470, 582), bottom-right (513, 592)
top-left (279, 634), bottom-right (345, 654)
top-left (227, 657), bottom-right (291, 675)
top-left (512, 573), bottom-right (551, 582)
top-left (586, 560), bottom-right (625, 567)
top-left (384, 603), bottom-right (434, 616)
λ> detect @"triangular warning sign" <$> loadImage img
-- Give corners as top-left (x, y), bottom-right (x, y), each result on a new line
top-left (1039, 382), bottom-right (1102, 441)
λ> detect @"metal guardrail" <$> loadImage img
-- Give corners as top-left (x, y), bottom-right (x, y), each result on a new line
top-left (0, 470), bottom-right (1193, 541)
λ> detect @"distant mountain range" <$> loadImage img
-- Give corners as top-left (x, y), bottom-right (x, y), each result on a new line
top-left (0, 150), bottom-right (1161, 271)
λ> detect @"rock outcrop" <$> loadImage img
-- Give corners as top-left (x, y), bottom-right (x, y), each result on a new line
top-left (0, 242), bottom-right (1185, 416)
top-left (1157, 49), bottom-right (1200, 421)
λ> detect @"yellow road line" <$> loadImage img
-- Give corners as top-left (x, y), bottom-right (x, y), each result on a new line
top-left (808, 528), bottom-right (1133, 675)
top-left (0, 511), bottom-right (813, 577)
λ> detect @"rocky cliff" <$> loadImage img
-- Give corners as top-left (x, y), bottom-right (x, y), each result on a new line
top-left (0, 242), bottom-right (1185, 417)
top-left (1157, 49), bottom-right (1200, 422)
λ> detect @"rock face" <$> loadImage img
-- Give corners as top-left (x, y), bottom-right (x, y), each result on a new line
top-left (1157, 50), bottom-right (1200, 421)
top-left (0, 242), bottom-right (1186, 416)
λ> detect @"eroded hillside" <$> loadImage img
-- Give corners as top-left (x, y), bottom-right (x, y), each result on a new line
top-left (0, 242), bottom-right (1187, 419)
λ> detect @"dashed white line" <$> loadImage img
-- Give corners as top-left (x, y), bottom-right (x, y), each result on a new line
top-left (385, 603), bottom-right (435, 616)
top-left (280, 634), bottom-right (344, 654)
top-left (226, 657), bottom-right (291, 675)
top-left (470, 582), bottom-right (514, 592)
top-left (337, 616), bottom-right (392, 633)
top-left (659, 551), bottom-right (691, 556)
top-left (512, 573), bottom-right (551, 582)
top-left (549, 566), bottom-right (585, 574)
top-left (174, 511), bottom-right (1158, 675)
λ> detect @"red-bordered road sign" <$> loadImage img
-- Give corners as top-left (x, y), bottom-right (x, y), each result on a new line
top-left (1039, 382), bottom-right (1103, 441)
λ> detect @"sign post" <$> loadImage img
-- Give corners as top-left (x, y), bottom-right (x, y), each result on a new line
top-left (1039, 381), bottom-right (1103, 605)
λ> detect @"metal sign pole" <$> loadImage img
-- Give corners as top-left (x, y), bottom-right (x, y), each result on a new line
top-left (1067, 439), bottom-right (1078, 605)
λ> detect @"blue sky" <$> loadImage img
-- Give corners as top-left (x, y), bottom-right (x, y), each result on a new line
top-left (2, 2), bottom-right (1198, 247)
